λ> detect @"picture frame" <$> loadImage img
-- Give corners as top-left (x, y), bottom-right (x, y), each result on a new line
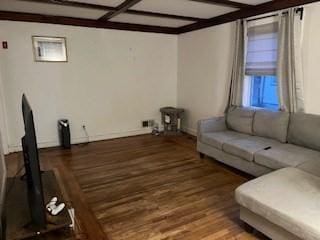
top-left (32, 36), bottom-right (68, 62)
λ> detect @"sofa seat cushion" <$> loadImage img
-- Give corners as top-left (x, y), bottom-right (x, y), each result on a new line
top-left (235, 168), bottom-right (320, 240)
top-left (297, 160), bottom-right (320, 178)
top-left (222, 136), bottom-right (280, 162)
top-left (200, 131), bottom-right (248, 150)
top-left (255, 144), bottom-right (320, 170)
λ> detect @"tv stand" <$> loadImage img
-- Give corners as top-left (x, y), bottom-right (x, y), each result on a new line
top-left (19, 169), bottom-right (45, 181)
top-left (5, 171), bottom-right (72, 240)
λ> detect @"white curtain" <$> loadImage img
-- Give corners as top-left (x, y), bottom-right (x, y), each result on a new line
top-left (228, 20), bottom-right (246, 108)
top-left (277, 9), bottom-right (305, 112)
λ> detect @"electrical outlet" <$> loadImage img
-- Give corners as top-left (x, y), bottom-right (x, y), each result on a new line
top-left (142, 121), bottom-right (149, 128)
top-left (142, 120), bottom-right (155, 128)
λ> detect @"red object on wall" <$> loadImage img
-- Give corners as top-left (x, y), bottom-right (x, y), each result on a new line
top-left (2, 41), bottom-right (8, 49)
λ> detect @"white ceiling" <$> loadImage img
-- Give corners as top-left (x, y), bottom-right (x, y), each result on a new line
top-left (0, 0), bottom-right (107, 19)
top-left (132, 0), bottom-right (236, 18)
top-left (0, 0), bottom-right (275, 28)
top-left (112, 13), bottom-right (194, 27)
top-left (73, 0), bottom-right (272, 8)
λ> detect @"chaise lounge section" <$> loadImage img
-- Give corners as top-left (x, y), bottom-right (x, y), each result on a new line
top-left (198, 107), bottom-right (320, 240)
top-left (236, 166), bottom-right (320, 240)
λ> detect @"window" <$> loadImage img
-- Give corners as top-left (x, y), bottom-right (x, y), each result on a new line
top-left (245, 75), bottom-right (279, 110)
top-left (244, 21), bottom-right (279, 110)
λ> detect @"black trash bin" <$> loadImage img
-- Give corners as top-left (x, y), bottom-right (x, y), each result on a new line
top-left (58, 119), bottom-right (71, 149)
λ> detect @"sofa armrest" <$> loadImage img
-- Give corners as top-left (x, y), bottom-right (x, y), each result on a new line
top-left (197, 117), bottom-right (227, 138)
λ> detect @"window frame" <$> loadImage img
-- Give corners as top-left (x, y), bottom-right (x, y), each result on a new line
top-left (243, 17), bottom-right (280, 111)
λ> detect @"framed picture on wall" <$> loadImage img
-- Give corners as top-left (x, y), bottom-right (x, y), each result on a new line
top-left (32, 36), bottom-right (68, 62)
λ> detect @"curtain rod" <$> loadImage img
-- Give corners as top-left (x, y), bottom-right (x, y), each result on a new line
top-left (246, 7), bottom-right (304, 22)
top-left (246, 14), bottom-right (278, 22)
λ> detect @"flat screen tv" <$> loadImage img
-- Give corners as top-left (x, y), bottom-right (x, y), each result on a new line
top-left (21, 94), bottom-right (46, 229)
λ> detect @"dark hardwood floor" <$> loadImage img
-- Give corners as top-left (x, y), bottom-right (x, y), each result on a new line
top-left (6, 134), bottom-right (267, 240)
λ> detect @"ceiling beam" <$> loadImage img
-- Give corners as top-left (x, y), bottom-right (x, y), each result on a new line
top-left (0, 11), bottom-right (179, 34)
top-left (189, 0), bottom-right (252, 9)
top-left (20, 0), bottom-right (115, 11)
top-left (178, 0), bottom-right (320, 33)
top-left (127, 9), bottom-right (201, 22)
top-left (99, 0), bottom-right (143, 21)
top-left (19, 0), bottom-right (203, 22)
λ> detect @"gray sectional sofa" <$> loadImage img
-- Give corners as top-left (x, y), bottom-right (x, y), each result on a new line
top-left (197, 107), bottom-right (320, 177)
top-left (197, 107), bottom-right (320, 240)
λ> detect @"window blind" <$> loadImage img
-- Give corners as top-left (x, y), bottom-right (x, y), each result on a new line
top-left (246, 22), bottom-right (278, 75)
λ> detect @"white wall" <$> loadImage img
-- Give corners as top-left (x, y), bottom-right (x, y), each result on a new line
top-left (177, 23), bottom-right (235, 135)
top-left (0, 21), bottom-right (178, 152)
top-left (1, 2), bottom-right (320, 151)
top-left (178, 2), bottom-right (320, 135)
top-left (301, 2), bottom-right (320, 115)
top-left (0, 68), bottom-right (8, 154)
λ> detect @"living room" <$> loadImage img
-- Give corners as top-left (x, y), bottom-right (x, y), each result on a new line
top-left (0, 0), bottom-right (320, 239)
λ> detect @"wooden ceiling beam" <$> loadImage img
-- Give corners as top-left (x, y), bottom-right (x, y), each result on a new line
top-left (0, 11), bottom-right (179, 34)
top-left (178, 0), bottom-right (320, 33)
top-left (20, 0), bottom-right (115, 11)
top-left (99, 0), bottom-right (143, 21)
top-left (127, 9), bottom-right (202, 22)
top-left (20, 0), bottom-right (203, 22)
top-left (189, 0), bottom-right (252, 9)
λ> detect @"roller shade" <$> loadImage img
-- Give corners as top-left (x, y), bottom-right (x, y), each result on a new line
top-left (246, 22), bottom-right (278, 75)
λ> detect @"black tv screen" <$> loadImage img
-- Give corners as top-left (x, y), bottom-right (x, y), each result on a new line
top-left (21, 94), bottom-right (46, 229)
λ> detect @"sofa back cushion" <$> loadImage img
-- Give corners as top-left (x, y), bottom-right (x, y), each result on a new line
top-left (288, 113), bottom-right (320, 151)
top-left (253, 110), bottom-right (290, 143)
top-left (226, 107), bottom-right (255, 135)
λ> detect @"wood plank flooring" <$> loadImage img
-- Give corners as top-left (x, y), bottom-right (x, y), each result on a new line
top-left (6, 134), bottom-right (268, 240)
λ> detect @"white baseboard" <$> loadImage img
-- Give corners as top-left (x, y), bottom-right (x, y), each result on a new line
top-left (181, 127), bottom-right (197, 136)
top-left (7, 128), bottom-right (152, 153)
